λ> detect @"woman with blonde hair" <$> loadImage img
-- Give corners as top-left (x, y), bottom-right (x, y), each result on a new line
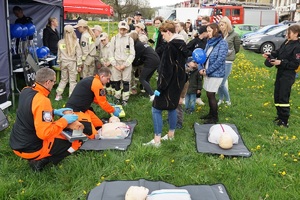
top-left (217, 16), bottom-right (240, 106)
top-left (74, 19), bottom-right (96, 78)
top-left (55, 25), bottom-right (82, 101)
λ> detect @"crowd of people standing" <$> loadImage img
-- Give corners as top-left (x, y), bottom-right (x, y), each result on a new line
top-left (9, 8), bottom-right (300, 171)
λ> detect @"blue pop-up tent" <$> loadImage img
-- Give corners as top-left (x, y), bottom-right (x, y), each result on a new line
top-left (0, 0), bottom-right (63, 102)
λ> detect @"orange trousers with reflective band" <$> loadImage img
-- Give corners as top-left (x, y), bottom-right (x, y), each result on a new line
top-left (13, 134), bottom-right (82, 160)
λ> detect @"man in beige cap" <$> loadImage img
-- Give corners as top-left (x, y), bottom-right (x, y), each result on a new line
top-left (74, 19), bottom-right (96, 78)
top-left (92, 25), bottom-right (103, 72)
top-left (109, 21), bottom-right (135, 106)
top-left (99, 32), bottom-right (113, 95)
top-left (129, 11), bottom-right (147, 34)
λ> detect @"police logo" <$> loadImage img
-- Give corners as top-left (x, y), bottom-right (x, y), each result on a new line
top-left (42, 111), bottom-right (52, 122)
top-left (99, 89), bottom-right (106, 96)
top-left (81, 41), bottom-right (86, 47)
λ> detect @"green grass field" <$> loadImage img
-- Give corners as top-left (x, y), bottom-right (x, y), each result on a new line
top-left (1, 26), bottom-right (300, 199)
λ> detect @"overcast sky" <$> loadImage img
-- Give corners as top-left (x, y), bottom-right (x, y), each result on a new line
top-left (150, 0), bottom-right (184, 8)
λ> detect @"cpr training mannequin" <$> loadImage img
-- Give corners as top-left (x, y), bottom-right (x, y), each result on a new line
top-left (208, 124), bottom-right (239, 149)
top-left (96, 116), bottom-right (130, 139)
top-left (125, 186), bottom-right (191, 200)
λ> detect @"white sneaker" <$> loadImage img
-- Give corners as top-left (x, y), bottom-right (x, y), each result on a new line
top-left (225, 101), bottom-right (231, 106)
top-left (55, 95), bottom-right (62, 101)
top-left (217, 100), bottom-right (223, 106)
top-left (196, 98), bottom-right (205, 105)
top-left (161, 134), bottom-right (174, 141)
top-left (150, 95), bottom-right (155, 102)
top-left (143, 139), bottom-right (161, 147)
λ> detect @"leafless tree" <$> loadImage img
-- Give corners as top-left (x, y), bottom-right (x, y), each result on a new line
top-left (103, 0), bottom-right (155, 20)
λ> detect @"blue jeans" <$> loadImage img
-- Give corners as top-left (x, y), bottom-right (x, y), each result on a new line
top-left (218, 62), bottom-right (232, 102)
top-left (185, 93), bottom-right (196, 111)
top-left (152, 107), bottom-right (177, 136)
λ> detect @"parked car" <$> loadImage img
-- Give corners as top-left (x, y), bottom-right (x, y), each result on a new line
top-left (241, 24), bottom-right (284, 43)
top-left (242, 24), bottom-right (289, 53)
top-left (233, 24), bottom-right (259, 37)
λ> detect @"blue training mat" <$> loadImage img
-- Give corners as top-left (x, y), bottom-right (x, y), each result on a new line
top-left (87, 179), bottom-right (231, 200)
top-left (79, 120), bottom-right (137, 151)
top-left (194, 123), bottom-right (251, 157)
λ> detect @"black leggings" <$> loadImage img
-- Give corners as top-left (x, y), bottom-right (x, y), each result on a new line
top-left (139, 67), bottom-right (157, 96)
top-left (206, 91), bottom-right (218, 116)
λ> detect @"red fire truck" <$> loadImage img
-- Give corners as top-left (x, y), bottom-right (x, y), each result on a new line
top-left (197, 4), bottom-right (278, 26)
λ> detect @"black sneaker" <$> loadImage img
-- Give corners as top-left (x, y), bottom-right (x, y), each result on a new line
top-left (121, 100), bottom-right (128, 106)
top-left (28, 158), bottom-right (50, 172)
top-left (276, 119), bottom-right (289, 128)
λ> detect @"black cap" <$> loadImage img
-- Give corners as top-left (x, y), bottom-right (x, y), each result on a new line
top-left (135, 11), bottom-right (142, 16)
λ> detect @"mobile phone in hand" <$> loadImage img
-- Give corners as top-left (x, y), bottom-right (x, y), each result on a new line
top-left (148, 39), bottom-right (155, 44)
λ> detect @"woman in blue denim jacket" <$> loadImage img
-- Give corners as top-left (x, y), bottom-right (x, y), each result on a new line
top-left (199, 23), bottom-right (228, 124)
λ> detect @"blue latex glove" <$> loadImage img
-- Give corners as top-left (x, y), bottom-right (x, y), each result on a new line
top-left (62, 114), bottom-right (78, 124)
top-left (113, 107), bottom-right (121, 117)
top-left (54, 108), bottom-right (73, 116)
top-left (154, 90), bottom-right (160, 97)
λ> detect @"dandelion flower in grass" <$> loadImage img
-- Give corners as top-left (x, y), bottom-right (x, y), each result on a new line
top-left (96, 182), bottom-right (101, 186)
top-left (273, 164), bottom-right (276, 167)
top-left (225, 117), bottom-right (229, 121)
top-left (284, 153), bottom-right (288, 156)
top-left (263, 102), bottom-right (270, 106)
top-left (294, 159), bottom-right (298, 162)
top-left (18, 179), bottom-right (23, 183)
top-left (279, 136), bottom-right (284, 140)
top-left (21, 189), bottom-right (25, 194)
top-left (101, 176), bottom-right (105, 180)
top-left (83, 190), bottom-right (87, 195)
top-left (292, 135), bottom-right (296, 140)
top-left (256, 145), bottom-right (261, 150)
top-left (171, 159), bottom-right (175, 163)
top-left (285, 136), bottom-right (289, 140)
top-left (280, 171), bottom-right (286, 176)
top-left (125, 159), bottom-right (130, 163)
top-left (298, 152), bottom-right (300, 156)
top-left (219, 154), bottom-right (224, 159)
top-left (103, 154), bottom-right (107, 157)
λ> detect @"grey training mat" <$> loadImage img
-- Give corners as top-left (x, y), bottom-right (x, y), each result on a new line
top-left (80, 120), bottom-right (137, 151)
top-left (87, 179), bottom-right (231, 200)
top-left (194, 123), bottom-right (251, 157)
